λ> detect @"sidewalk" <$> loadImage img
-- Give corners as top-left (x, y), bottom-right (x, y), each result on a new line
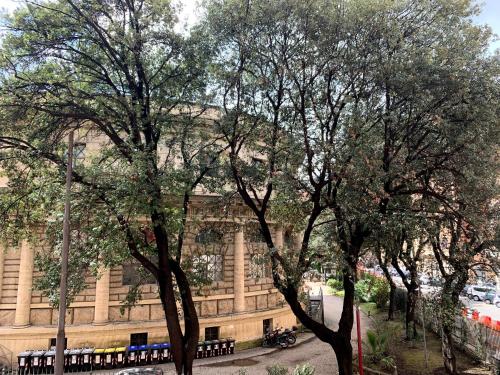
top-left (83, 291), bottom-right (372, 374)
top-left (82, 332), bottom-right (316, 375)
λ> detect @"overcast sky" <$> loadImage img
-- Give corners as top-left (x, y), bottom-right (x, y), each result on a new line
top-left (0, 0), bottom-right (498, 51)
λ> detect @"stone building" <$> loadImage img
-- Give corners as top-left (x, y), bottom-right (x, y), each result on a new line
top-left (0, 203), bottom-right (297, 362)
top-left (0, 113), bottom-right (298, 364)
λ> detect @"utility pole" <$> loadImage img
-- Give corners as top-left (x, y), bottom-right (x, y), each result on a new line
top-left (55, 131), bottom-right (74, 375)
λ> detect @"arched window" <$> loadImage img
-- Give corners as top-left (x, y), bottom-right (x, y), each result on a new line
top-left (195, 228), bottom-right (223, 245)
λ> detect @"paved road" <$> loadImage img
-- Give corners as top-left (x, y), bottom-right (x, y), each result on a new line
top-left (83, 288), bottom-right (369, 375)
top-left (460, 297), bottom-right (500, 320)
top-left (148, 293), bottom-right (370, 375)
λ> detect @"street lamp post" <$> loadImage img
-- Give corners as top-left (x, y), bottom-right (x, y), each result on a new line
top-left (55, 131), bottom-right (74, 375)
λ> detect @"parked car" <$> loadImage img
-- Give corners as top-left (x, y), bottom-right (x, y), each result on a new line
top-left (483, 290), bottom-right (497, 304)
top-left (461, 284), bottom-right (471, 296)
top-left (467, 285), bottom-right (495, 301)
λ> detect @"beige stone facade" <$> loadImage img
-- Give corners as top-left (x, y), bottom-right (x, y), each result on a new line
top-left (0, 205), bottom-right (297, 365)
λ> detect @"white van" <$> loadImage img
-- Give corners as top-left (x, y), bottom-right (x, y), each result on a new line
top-left (467, 285), bottom-right (495, 301)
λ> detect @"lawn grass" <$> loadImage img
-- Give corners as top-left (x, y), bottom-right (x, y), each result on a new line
top-left (369, 316), bottom-right (488, 375)
top-left (359, 302), bottom-right (378, 317)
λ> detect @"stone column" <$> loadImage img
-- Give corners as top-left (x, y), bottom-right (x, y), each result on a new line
top-left (275, 226), bottom-right (284, 249)
top-left (293, 231), bottom-right (303, 251)
top-left (0, 244), bottom-right (5, 301)
top-left (93, 266), bottom-right (110, 325)
top-left (14, 240), bottom-right (34, 327)
top-left (233, 227), bottom-right (246, 313)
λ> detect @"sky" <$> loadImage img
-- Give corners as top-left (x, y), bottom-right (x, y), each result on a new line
top-left (0, 0), bottom-right (498, 51)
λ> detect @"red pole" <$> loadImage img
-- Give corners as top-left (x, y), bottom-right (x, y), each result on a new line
top-left (356, 305), bottom-right (364, 375)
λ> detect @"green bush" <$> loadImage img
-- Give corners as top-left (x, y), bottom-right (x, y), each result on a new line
top-left (292, 363), bottom-right (315, 375)
top-left (355, 278), bottom-right (372, 302)
top-left (365, 329), bottom-right (391, 362)
top-left (266, 364), bottom-right (289, 375)
top-left (355, 274), bottom-right (390, 307)
top-left (334, 290), bottom-right (345, 297)
top-left (371, 278), bottom-right (390, 308)
top-left (326, 278), bottom-right (342, 290)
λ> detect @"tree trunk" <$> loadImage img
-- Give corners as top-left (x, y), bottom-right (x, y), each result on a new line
top-left (158, 266), bottom-right (186, 374)
top-left (405, 287), bottom-right (417, 340)
top-left (332, 337), bottom-right (353, 375)
top-left (439, 277), bottom-right (465, 375)
top-left (442, 323), bottom-right (457, 374)
top-left (379, 261), bottom-right (396, 321)
top-left (170, 260), bottom-right (199, 375)
top-left (387, 281), bottom-right (396, 321)
top-left (280, 279), bottom-right (353, 375)
top-left (335, 271), bottom-right (355, 375)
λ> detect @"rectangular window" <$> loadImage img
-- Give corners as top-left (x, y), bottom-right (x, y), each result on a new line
top-left (205, 326), bottom-right (219, 341)
top-left (263, 319), bottom-right (273, 335)
top-left (249, 254), bottom-right (270, 279)
top-left (73, 143), bottom-right (86, 164)
top-left (130, 333), bottom-right (148, 346)
top-left (193, 255), bottom-right (224, 281)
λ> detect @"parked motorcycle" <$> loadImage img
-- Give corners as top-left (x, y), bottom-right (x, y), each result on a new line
top-left (262, 327), bottom-right (297, 348)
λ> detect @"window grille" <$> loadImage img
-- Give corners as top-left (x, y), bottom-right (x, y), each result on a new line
top-left (249, 254), bottom-right (270, 279)
top-left (192, 254), bottom-right (224, 281)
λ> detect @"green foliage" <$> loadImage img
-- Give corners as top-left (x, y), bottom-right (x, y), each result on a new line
top-left (326, 278), bottom-right (342, 290)
top-left (364, 329), bottom-right (395, 368)
top-left (266, 364), bottom-right (289, 375)
top-left (355, 274), bottom-right (390, 308)
top-left (372, 278), bottom-right (390, 309)
top-left (355, 279), bottom-right (372, 303)
top-left (0, 0), bottom-right (220, 310)
top-left (292, 363), bottom-right (315, 375)
top-left (334, 290), bottom-right (345, 297)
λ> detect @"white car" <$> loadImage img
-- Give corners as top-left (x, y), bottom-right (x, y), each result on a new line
top-left (467, 285), bottom-right (495, 301)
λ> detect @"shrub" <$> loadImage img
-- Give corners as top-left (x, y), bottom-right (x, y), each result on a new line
top-left (364, 328), bottom-right (395, 369)
top-left (355, 279), bottom-right (372, 302)
top-left (371, 278), bottom-right (390, 308)
top-left (326, 278), bottom-right (342, 290)
top-left (292, 363), bottom-right (315, 375)
top-left (266, 364), bottom-right (289, 375)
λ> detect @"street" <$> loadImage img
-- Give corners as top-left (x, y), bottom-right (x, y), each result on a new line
top-left (460, 297), bottom-right (500, 320)
top-left (112, 293), bottom-right (371, 375)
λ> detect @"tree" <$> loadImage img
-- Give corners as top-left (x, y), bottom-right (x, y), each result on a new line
top-left (426, 147), bottom-right (499, 374)
top-left (388, 227), bottom-right (425, 339)
top-left (0, 1), bottom-right (218, 373)
top-left (203, 0), bottom-right (498, 374)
